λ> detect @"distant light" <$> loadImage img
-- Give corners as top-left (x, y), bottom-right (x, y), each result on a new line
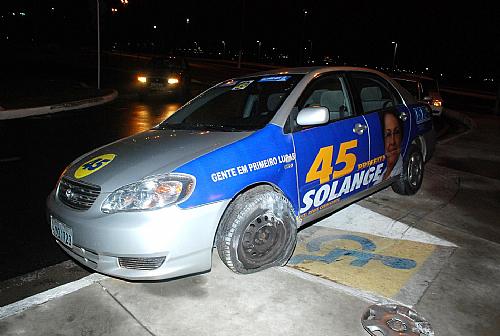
top-left (153, 25), bottom-right (157, 29)
top-left (186, 18), bottom-right (190, 24)
top-left (20, 12), bottom-right (26, 16)
top-left (304, 10), bottom-right (308, 15)
top-left (111, 8), bottom-right (118, 12)
top-left (51, 7), bottom-right (55, 11)
top-left (392, 41), bottom-right (396, 44)
top-left (425, 67), bottom-right (429, 71)
top-left (11, 12), bottom-right (15, 16)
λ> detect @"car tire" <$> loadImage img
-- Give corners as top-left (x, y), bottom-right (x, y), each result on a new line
top-left (215, 185), bottom-right (297, 274)
top-left (391, 144), bottom-right (424, 195)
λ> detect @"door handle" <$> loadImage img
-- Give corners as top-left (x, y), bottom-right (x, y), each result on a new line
top-left (353, 123), bottom-right (367, 135)
top-left (399, 111), bottom-right (408, 121)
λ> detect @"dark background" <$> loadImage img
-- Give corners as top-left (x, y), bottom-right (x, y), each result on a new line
top-left (1, 0), bottom-right (499, 87)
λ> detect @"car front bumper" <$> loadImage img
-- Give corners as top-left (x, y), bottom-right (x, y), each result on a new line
top-left (47, 191), bottom-right (229, 280)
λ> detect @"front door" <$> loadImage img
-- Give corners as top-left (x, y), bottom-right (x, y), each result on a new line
top-left (292, 73), bottom-right (372, 220)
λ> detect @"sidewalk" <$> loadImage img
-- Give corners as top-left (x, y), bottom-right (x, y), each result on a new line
top-left (0, 79), bottom-right (117, 120)
top-left (1, 110), bottom-right (499, 335)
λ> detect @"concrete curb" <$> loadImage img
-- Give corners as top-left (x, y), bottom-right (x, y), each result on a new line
top-left (438, 108), bottom-right (475, 144)
top-left (0, 89), bottom-right (118, 120)
top-left (443, 108), bottom-right (474, 129)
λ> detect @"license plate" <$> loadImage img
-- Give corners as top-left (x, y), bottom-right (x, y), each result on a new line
top-left (51, 217), bottom-right (73, 248)
top-left (150, 82), bottom-right (164, 89)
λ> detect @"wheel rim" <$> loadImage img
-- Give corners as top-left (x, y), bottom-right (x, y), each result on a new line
top-left (238, 211), bottom-right (288, 268)
top-left (407, 152), bottom-right (423, 188)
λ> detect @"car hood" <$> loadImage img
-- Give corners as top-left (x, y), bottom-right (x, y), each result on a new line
top-left (65, 129), bottom-right (252, 192)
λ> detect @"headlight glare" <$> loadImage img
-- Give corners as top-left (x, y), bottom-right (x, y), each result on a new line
top-left (101, 173), bottom-right (195, 213)
top-left (167, 77), bottom-right (179, 84)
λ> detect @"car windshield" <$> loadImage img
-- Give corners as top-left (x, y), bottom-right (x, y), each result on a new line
top-left (148, 57), bottom-right (184, 70)
top-left (156, 74), bottom-right (303, 131)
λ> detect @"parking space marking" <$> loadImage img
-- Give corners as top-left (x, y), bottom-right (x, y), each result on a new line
top-left (315, 204), bottom-right (456, 247)
top-left (288, 226), bottom-right (437, 298)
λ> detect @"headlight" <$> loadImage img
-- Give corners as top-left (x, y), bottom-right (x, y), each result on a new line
top-left (101, 173), bottom-right (195, 213)
top-left (137, 76), bottom-right (147, 83)
top-left (167, 77), bottom-right (179, 85)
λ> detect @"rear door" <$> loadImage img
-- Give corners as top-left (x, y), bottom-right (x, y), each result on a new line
top-left (291, 73), bottom-right (371, 219)
top-left (347, 72), bottom-right (412, 186)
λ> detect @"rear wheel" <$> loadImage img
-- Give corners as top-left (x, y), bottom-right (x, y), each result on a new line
top-left (215, 186), bottom-right (297, 274)
top-left (392, 144), bottom-right (424, 195)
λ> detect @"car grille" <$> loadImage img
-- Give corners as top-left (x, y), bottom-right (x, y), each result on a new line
top-left (58, 177), bottom-right (101, 210)
top-left (118, 257), bottom-right (166, 270)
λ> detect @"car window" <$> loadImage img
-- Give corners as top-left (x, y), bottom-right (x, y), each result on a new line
top-left (350, 74), bottom-right (400, 114)
top-left (157, 75), bottom-right (303, 131)
top-left (298, 74), bottom-right (353, 122)
top-left (395, 79), bottom-right (420, 98)
top-left (421, 79), bottom-right (438, 96)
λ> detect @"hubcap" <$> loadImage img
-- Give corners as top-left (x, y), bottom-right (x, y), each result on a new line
top-left (239, 211), bottom-right (287, 268)
top-left (408, 152), bottom-right (423, 188)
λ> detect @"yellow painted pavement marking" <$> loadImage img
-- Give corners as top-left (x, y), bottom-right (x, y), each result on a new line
top-left (288, 227), bottom-right (436, 298)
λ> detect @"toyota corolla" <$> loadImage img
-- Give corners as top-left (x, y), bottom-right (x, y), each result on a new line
top-left (47, 67), bottom-right (435, 280)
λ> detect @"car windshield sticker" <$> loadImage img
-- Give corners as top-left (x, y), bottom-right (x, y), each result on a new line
top-left (258, 76), bottom-right (291, 82)
top-left (74, 154), bottom-right (116, 179)
top-left (231, 80), bottom-right (254, 90)
top-left (219, 79), bottom-right (237, 87)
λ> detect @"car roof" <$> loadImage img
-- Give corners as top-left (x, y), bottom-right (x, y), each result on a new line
top-left (242, 66), bottom-right (391, 78)
top-left (390, 72), bottom-right (435, 82)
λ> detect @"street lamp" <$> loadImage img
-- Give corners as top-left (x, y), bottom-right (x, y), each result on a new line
top-left (185, 18), bottom-right (190, 50)
top-left (221, 40), bottom-right (226, 56)
top-left (300, 9), bottom-right (308, 65)
top-left (392, 41), bottom-right (398, 70)
top-left (96, 0), bottom-right (100, 89)
top-left (256, 40), bottom-right (262, 61)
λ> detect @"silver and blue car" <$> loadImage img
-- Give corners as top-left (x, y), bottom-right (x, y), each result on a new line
top-left (47, 67), bottom-right (435, 280)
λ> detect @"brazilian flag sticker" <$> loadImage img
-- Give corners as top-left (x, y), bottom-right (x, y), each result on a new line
top-left (74, 154), bottom-right (116, 179)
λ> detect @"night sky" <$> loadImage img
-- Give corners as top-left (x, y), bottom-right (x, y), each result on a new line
top-left (1, 0), bottom-right (499, 79)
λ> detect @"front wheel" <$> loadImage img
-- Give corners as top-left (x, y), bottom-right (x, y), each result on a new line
top-left (215, 185), bottom-right (297, 274)
top-left (392, 144), bottom-right (424, 195)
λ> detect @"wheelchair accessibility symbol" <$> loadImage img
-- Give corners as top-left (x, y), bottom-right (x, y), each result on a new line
top-left (289, 234), bottom-right (417, 270)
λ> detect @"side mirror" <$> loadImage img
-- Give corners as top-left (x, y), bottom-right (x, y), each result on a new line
top-left (297, 106), bottom-right (329, 126)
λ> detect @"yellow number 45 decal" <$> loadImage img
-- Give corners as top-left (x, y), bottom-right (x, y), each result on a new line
top-left (305, 140), bottom-right (358, 184)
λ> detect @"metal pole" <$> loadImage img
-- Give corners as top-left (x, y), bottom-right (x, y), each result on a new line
top-left (237, 0), bottom-right (245, 68)
top-left (97, 0), bottom-right (101, 89)
top-left (392, 42), bottom-right (398, 70)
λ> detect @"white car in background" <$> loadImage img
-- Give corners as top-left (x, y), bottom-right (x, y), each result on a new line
top-left (392, 74), bottom-right (443, 117)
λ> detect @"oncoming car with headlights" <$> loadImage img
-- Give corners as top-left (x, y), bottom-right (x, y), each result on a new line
top-left (47, 67), bottom-right (435, 280)
top-left (136, 56), bottom-right (190, 99)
